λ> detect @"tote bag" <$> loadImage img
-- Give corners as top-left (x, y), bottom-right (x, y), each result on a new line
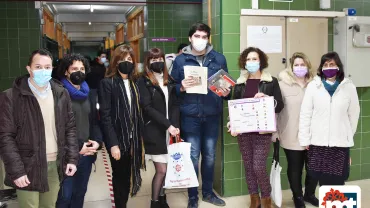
top-left (270, 140), bottom-right (282, 207)
top-left (164, 135), bottom-right (199, 189)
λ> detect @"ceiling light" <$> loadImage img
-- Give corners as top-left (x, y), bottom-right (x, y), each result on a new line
top-left (89, 22), bottom-right (91, 25)
top-left (90, 5), bottom-right (94, 12)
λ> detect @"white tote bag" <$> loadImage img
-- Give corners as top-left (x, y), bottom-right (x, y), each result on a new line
top-left (270, 140), bottom-right (282, 207)
top-left (164, 136), bottom-right (199, 189)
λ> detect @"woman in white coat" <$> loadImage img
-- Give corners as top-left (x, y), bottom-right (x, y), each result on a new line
top-left (299, 52), bottom-right (360, 186)
top-left (276, 52), bottom-right (318, 208)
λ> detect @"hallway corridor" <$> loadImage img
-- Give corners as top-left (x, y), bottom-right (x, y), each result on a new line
top-left (4, 148), bottom-right (369, 208)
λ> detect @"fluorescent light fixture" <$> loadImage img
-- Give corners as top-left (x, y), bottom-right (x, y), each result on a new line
top-left (88, 22), bottom-right (91, 25)
top-left (90, 5), bottom-right (94, 12)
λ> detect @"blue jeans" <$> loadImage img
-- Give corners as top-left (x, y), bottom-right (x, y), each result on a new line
top-left (181, 115), bottom-right (220, 199)
top-left (56, 154), bottom-right (97, 208)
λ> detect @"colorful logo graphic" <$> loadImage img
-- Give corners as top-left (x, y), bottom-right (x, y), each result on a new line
top-left (319, 185), bottom-right (361, 208)
top-left (171, 152), bottom-right (182, 160)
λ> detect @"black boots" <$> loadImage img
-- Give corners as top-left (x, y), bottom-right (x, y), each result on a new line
top-left (151, 200), bottom-right (161, 208)
top-left (293, 196), bottom-right (306, 208)
top-left (159, 195), bottom-right (170, 208)
top-left (304, 195), bottom-right (319, 207)
top-left (151, 195), bottom-right (170, 208)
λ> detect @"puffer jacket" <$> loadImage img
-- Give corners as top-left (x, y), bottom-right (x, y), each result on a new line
top-left (298, 76), bottom-right (360, 147)
top-left (0, 75), bottom-right (79, 193)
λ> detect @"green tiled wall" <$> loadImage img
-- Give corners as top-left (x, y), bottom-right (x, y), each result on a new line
top-left (221, 0), bottom-right (370, 197)
top-left (147, 2), bottom-right (202, 54)
top-left (0, 1), bottom-right (40, 91)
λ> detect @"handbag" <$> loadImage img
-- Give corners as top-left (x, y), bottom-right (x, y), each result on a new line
top-left (164, 135), bottom-right (199, 189)
top-left (270, 140), bottom-right (282, 207)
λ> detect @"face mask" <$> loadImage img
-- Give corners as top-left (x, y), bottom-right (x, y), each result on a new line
top-left (192, 38), bottom-right (208, 52)
top-left (118, 61), bottom-right (135, 75)
top-left (32, 69), bottom-right (52, 87)
top-left (245, 62), bottom-right (260, 74)
top-left (69, 71), bottom-right (86, 85)
top-left (293, 66), bottom-right (308, 78)
top-left (150, 62), bottom-right (164, 73)
top-left (104, 62), bottom-right (109, 68)
top-left (100, 57), bottom-right (107, 63)
top-left (322, 67), bottom-right (338, 78)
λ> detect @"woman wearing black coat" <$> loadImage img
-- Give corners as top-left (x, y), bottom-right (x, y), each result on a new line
top-left (137, 48), bottom-right (180, 208)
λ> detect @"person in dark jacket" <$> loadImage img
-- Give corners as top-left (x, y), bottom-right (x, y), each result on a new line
top-left (98, 45), bottom-right (144, 208)
top-left (0, 49), bottom-right (79, 208)
top-left (86, 50), bottom-right (107, 90)
top-left (227, 47), bottom-right (284, 208)
top-left (55, 54), bottom-right (102, 208)
top-left (171, 22), bottom-right (230, 208)
top-left (137, 48), bottom-right (180, 208)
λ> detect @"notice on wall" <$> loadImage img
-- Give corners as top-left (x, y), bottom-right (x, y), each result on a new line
top-left (247, 26), bottom-right (283, 53)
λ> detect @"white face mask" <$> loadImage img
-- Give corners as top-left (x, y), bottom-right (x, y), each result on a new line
top-left (192, 38), bottom-right (208, 52)
top-left (100, 57), bottom-right (107, 63)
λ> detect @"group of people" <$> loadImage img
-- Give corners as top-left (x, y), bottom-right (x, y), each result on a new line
top-left (227, 48), bottom-right (359, 208)
top-left (0, 21), bottom-right (360, 208)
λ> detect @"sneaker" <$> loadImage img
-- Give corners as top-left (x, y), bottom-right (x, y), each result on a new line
top-left (187, 198), bottom-right (198, 208)
top-left (0, 202), bottom-right (7, 208)
top-left (292, 196), bottom-right (306, 208)
top-left (303, 195), bottom-right (319, 207)
top-left (202, 193), bottom-right (226, 206)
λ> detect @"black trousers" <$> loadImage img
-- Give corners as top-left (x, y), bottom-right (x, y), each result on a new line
top-left (284, 148), bottom-right (318, 198)
top-left (109, 151), bottom-right (131, 208)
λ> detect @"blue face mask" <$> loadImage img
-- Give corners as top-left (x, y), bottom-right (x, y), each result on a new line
top-left (32, 69), bottom-right (52, 87)
top-left (245, 62), bottom-right (260, 74)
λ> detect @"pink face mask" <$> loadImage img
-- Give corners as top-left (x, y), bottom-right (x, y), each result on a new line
top-left (293, 66), bottom-right (308, 78)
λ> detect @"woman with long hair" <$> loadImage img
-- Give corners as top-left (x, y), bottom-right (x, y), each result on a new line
top-left (137, 48), bottom-right (180, 208)
top-left (55, 54), bottom-right (102, 208)
top-left (98, 45), bottom-right (144, 208)
top-left (299, 52), bottom-right (360, 186)
top-left (228, 47), bottom-right (284, 208)
top-left (276, 52), bottom-right (318, 208)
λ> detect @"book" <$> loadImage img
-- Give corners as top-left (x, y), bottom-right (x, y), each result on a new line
top-left (207, 69), bottom-right (236, 96)
top-left (184, 66), bottom-right (208, 94)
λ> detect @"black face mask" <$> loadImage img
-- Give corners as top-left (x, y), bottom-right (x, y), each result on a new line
top-left (69, 71), bottom-right (86, 85)
top-left (118, 61), bottom-right (135, 75)
top-left (150, 62), bottom-right (164, 73)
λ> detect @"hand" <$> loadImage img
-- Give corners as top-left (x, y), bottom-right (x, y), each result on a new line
top-left (349, 157), bottom-right (352, 165)
top-left (14, 175), bottom-right (30, 188)
top-left (79, 142), bottom-right (92, 155)
top-left (181, 77), bottom-right (197, 91)
top-left (111, 146), bottom-right (121, 160)
top-left (254, 93), bottom-right (267, 98)
top-left (84, 140), bottom-right (99, 156)
top-left (168, 125), bottom-right (178, 136)
top-left (227, 122), bottom-right (239, 137)
top-left (65, 164), bottom-right (77, 176)
top-left (305, 145), bottom-right (310, 150)
top-left (175, 128), bottom-right (180, 135)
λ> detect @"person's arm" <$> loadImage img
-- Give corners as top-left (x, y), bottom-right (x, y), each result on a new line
top-left (170, 59), bottom-right (185, 96)
top-left (0, 90), bottom-right (27, 181)
top-left (64, 90), bottom-right (79, 166)
top-left (98, 79), bottom-right (119, 150)
top-left (170, 88), bottom-right (181, 128)
top-left (273, 78), bottom-right (284, 113)
top-left (348, 84), bottom-right (360, 135)
top-left (137, 78), bottom-right (171, 129)
top-left (298, 84), bottom-right (314, 147)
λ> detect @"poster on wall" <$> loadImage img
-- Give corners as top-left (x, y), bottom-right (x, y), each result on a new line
top-left (247, 26), bottom-right (283, 53)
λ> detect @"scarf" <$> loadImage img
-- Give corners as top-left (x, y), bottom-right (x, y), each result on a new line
top-left (322, 78), bottom-right (339, 97)
top-left (111, 76), bottom-right (144, 196)
top-left (61, 78), bottom-right (90, 100)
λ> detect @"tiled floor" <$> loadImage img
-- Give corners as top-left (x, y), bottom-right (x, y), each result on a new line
top-left (5, 150), bottom-right (370, 208)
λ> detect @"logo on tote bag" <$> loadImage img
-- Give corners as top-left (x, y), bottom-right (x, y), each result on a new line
top-left (319, 185), bottom-right (361, 208)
